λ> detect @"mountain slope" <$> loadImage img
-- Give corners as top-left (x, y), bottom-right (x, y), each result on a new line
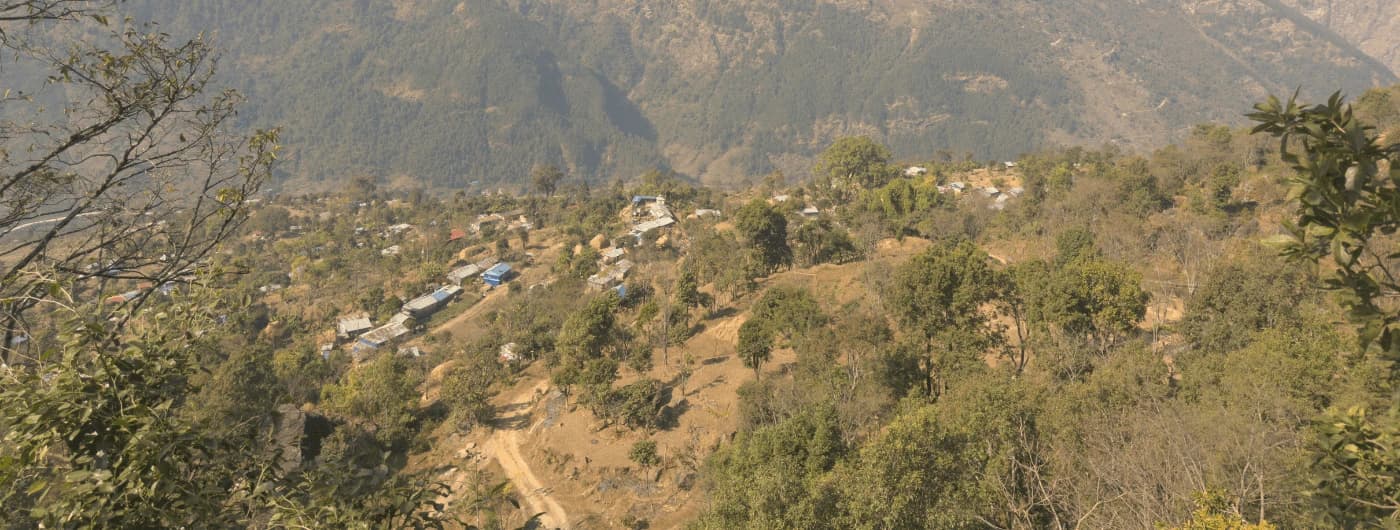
top-left (1279, 0), bottom-right (1400, 75)
top-left (124, 0), bottom-right (1395, 189)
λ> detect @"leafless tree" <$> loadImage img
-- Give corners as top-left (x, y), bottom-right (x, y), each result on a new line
top-left (0, 1), bottom-right (278, 363)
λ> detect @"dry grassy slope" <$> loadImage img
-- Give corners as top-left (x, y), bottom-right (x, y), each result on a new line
top-left (413, 198), bottom-right (1279, 527)
top-left (411, 235), bottom-right (941, 528)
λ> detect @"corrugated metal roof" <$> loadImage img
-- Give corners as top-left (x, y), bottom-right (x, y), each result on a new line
top-left (403, 293), bottom-right (438, 312)
top-left (631, 217), bottom-right (675, 235)
top-left (447, 264), bottom-right (480, 282)
top-left (337, 315), bottom-right (373, 335)
top-left (474, 256), bottom-right (499, 270)
top-left (358, 322), bottom-right (410, 346)
top-left (483, 263), bottom-right (512, 278)
top-left (431, 285), bottom-right (462, 302)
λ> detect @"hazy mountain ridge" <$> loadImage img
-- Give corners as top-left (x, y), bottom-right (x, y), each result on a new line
top-left (1279, 0), bottom-right (1400, 75)
top-left (125, 0), bottom-right (1394, 189)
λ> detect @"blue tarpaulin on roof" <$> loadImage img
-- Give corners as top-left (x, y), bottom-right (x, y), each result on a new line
top-left (431, 286), bottom-right (458, 302)
top-left (483, 263), bottom-right (512, 286)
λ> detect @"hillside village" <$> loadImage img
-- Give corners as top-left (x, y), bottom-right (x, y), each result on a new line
top-left (7, 90), bottom-right (1400, 527)
top-left (88, 152), bottom-right (1055, 526)
top-left (290, 166), bottom-right (1029, 373)
top-left (19, 111), bottom-right (1382, 528)
top-left (12, 2), bottom-right (1400, 528)
top-left (210, 144), bottom-right (1299, 528)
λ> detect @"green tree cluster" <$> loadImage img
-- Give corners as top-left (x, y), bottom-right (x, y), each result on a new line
top-left (735, 199), bottom-right (793, 275)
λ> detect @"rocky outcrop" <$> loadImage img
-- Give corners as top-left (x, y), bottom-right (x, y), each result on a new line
top-left (266, 404), bottom-right (335, 474)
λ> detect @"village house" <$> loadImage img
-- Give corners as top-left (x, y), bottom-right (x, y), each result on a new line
top-left (402, 285), bottom-right (462, 319)
top-left (470, 213), bottom-right (504, 233)
top-left (474, 255), bottom-right (500, 271)
top-left (587, 259), bottom-right (633, 290)
top-left (353, 320), bottom-right (411, 360)
top-left (482, 263), bottom-right (513, 287)
top-left (630, 217), bottom-right (676, 241)
top-left (447, 263), bottom-right (481, 284)
top-left (336, 313), bottom-right (373, 340)
top-left (507, 215), bottom-right (533, 232)
top-left (600, 247), bottom-right (627, 264)
top-left (631, 195), bottom-right (662, 212)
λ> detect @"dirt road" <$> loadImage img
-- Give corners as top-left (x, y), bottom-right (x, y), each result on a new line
top-left (483, 380), bottom-right (569, 529)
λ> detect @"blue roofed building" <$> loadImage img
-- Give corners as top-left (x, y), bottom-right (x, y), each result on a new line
top-left (431, 284), bottom-right (461, 303)
top-left (402, 285), bottom-right (462, 318)
top-left (483, 263), bottom-right (512, 286)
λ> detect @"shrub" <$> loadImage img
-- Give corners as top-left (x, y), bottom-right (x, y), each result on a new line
top-left (629, 439), bottom-right (661, 468)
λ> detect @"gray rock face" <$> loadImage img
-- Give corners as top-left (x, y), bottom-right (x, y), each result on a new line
top-left (267, 404), bottom-right (334, 474)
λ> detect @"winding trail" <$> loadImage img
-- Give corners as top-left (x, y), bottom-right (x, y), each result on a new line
top-left (484, 380), bottom-right (569, 529)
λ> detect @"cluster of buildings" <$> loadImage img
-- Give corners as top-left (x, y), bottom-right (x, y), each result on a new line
top-left (771, 194), bottom-right (822, 218)
top-left (978, 186), bottom-right (1025, 210)
top-left (628, 196), bottom-right (676, 242)
top-left (588, 258), bottom-right (634, 293)
top-left (337, 248), bottom-right (518, 360)
top-left (344, 282), bottom-right (463, 360)
top-left (691, 208), bottom-right (722, 220)
top-left (375, 210), bottom-right (532, 257)
top-left (470, 210), bottom-right (531, 234)
top-left (446, 255), bottom-right (514, 287)
top-left (931, 181), bottom-right (1025, 210)
top-left (902, 164), bottom-right (1027, 210)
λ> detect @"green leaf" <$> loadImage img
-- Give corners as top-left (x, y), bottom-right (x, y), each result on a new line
top-left (1261, 234), bottom-right (1299, 249)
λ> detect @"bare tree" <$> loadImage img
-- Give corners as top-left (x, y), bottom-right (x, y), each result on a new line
top-left (0, 1), bottom-right (278, 363)
top-left (0, 1), bottom-right (93, 28)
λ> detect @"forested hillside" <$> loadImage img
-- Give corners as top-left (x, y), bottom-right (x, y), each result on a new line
top-left (122, 0), bottom-right (1395, 189)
